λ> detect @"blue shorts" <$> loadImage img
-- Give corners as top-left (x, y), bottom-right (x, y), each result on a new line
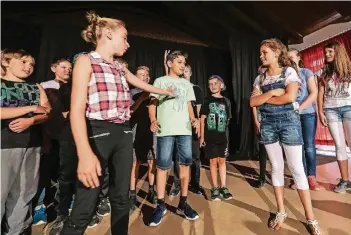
top-left (325, 106), bottom-right (351, 123)
top-left (260, 110), bottom-right (303, 146)
top-left (156, 135), bottom-right (192, 170)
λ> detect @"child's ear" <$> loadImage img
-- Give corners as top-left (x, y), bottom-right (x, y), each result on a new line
top-left (167, 60), bottom-right (172, 68)
top-left (220, 83), bottom-right (224, 89)
top-left (51, 65), bottom-right (56, 73)
top-left (1, 58), bottom-right (10, 67)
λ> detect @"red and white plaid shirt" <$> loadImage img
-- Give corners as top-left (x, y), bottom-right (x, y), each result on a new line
top-left (86, 51), bottom-right (131, 123)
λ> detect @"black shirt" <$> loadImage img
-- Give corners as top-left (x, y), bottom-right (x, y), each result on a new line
top-left (1, 79), bottom-right (42, 149)
top-left (131, 90), bottom-right (154, 148)
top-left (191, 85), bottom-right (204, 139)
top-left (200, 96), bottom-right (231, 144)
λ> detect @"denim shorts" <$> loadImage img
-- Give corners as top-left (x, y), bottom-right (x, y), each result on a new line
top-left (260, 110), bottom-right (303, 146)
top-left (325, 106), bottom-right (351, 122)
top-left (156, 135), bottom-right (192, 170)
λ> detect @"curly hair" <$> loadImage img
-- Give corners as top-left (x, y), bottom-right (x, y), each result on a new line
top-left (261, 38), bottom-right (297, 71)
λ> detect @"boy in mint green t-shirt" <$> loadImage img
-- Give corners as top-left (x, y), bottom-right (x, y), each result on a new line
top-left (148, 51), bottom-right (200, 227)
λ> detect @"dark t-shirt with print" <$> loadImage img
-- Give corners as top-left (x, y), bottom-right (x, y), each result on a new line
top-left (200, 96), bottom-right (231, 144)
top-left (1, 79), bottom-right (42, 149)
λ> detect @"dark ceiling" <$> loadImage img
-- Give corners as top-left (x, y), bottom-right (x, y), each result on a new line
top-left (2, 1), bottom-right (351, 50)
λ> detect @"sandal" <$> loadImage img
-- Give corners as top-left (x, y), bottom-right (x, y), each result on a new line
top-left (269, 212), bottom-right (287, 231)
top-left (307, 220), bottom-right (322, 235)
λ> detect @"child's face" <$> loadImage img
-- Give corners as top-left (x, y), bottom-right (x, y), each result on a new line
top-left (6, 56), bottom-right (34, 79)
top-left (260, 45), bottom-right (278, 67)
top-left (209, 78), bottom-right (222, 94)
top-left (287, 51), bottom-right (300, 66)
top-left (136, 69), bottom-right (150, 83)
top-left (168, 56), bottom-right (186, 76)
top-left (324, 47), bottom-right (335, 63)
top-left (183, 67), bottom-right (191, 81)
top-left (53, 61), bottom-right (72, 81)
top-left (110, 27), bottom-right (130, 57)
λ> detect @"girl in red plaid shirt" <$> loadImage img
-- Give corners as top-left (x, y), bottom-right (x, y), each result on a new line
top-left (61, 11), bottom-right (174, 235)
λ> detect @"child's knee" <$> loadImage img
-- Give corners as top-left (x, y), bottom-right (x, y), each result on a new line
top-left (218, 157), bottom-right (226, 165)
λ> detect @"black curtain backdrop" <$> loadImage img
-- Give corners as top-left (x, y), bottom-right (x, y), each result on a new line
top-left (2, 19), bottom-right (231, 98)
top-left (229, 31), bottom-right (263, 160)
top-left (2, 19), bottom-right (268, 161)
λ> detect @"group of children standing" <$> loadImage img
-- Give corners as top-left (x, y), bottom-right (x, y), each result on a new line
top-left (1, 10), bottom-right (351, 235)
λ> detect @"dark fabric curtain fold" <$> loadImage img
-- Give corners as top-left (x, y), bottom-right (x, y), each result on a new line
top-left (228, 31), bottom-right (263, 160)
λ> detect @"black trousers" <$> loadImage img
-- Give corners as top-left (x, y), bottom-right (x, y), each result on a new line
top-left (173, 138), bottom-right (201, 188)
top-left (62, 121), bottom-right (133, 235)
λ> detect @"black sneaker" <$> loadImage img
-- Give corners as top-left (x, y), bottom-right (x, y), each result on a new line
top-left (190, 185), bottom-right (203, 195)
top-left (169, 187), bottom-right (180, 197)
top-left (220, 187), bottom-right (233, 200)
top-left (49, 214), bottom-right (67, 235)
top-left (211, 187), bottom-right (221, 201)
top-left (255, 178), bottom-right (266, 188)
top-left (96, 198), bottom-right (111, 217)
top-left (147, 190), bottom-right (158, 204)
top-left (177, 203), bottom-right (199, 221)
top-left (87, 214), bottom-right (101, 229)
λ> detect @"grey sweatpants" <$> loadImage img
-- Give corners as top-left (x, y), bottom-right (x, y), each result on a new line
top-left (1, 147), bottom-right (41, 235)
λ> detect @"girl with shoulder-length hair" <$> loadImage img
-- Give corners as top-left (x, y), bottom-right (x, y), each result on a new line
top-left (250, 39), bottom-right (322, 235)
top-left (317, 41), bottom-right (351, 193)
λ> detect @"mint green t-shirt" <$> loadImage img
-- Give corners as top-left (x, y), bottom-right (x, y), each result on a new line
top-left (151, 76), bottom-right (195, 137)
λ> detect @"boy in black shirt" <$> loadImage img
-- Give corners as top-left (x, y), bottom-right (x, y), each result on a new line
top-left (200, 75), bottom-right (233, 201)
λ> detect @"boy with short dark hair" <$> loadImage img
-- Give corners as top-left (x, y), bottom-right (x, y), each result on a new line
top-left (148, 50), bottom-right (200, 227)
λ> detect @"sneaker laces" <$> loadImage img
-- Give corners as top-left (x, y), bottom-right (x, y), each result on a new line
top-left (307, 220), bottom-right (321, 235)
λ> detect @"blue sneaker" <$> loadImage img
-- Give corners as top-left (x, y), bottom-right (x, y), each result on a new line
top-left (177, 203), bottom-right (199, 221)
top-left (149, 204), bottom-right (167, 227)
top-left (32, 205), bottom-right (47, 226)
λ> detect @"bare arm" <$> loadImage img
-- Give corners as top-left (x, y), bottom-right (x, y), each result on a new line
top-left (266, 82), bottom-right (299, 105)
top-left (70, 55), bottom-right (93, 158)
top-left (0, 106), bottom-right (35, 119)
top-left (317, 83), bottom-right (328, 126)
top-left (188, 102), bottom-right (196, 121)
top-left (317, 83), bottom-right (325, 114)
top-left (148, 98), bottom-right (158, 123)
top-left (250, 88), bottom-right (274, 107)
top-left (124, 69), bottom-right (172, 96)
top-left (196, 105), bottom-right (201, 117)
top-left (32, 84), bottom-right (51, 125)
top-left (298, 76), bottom-right (318, 111)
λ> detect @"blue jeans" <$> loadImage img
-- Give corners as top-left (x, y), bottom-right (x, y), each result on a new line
top-left (325, 106), bottom-right (351, 122)
top-left (300, 113), bottom-right (317, 176)
top-left (260, 110), bottom-right (303, 145)
top-left (157, 135), bottom-right (192, 170)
